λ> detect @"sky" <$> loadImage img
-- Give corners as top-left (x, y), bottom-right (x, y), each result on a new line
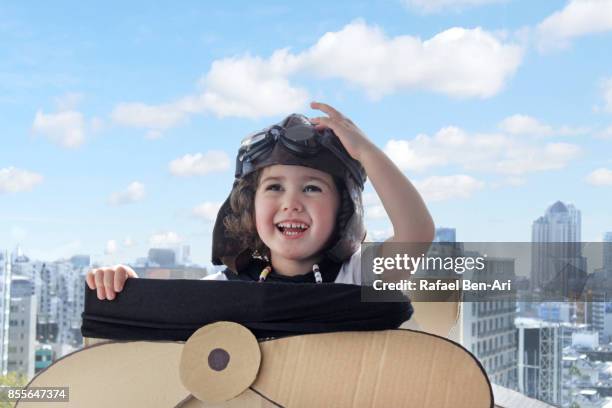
top-left (1, 0), bottom-right (612, 266)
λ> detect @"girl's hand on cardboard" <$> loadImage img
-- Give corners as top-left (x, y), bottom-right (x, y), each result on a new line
top-left (86, 264), bottom-right (138, 300)
top-left (310, 101), bottom-right (374, 162)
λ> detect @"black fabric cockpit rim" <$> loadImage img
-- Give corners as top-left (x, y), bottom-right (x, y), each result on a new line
top-left (81, 278), bottom-right (412, 342)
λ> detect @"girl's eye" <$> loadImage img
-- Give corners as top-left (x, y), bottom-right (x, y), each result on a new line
top-left (304, 185), bottom-right (322, 193)
top-left (265, 184), bottom-right (282, 191)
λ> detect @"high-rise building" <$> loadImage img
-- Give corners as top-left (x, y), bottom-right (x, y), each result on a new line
top-left (531, 201), bottom-right (584, 291)
top-left (180, 245), bottom-right (191, 265)
top-left (434, 227), bottom-right (456, 243)
top-left (147, 248), bottom-right (176, 267)
top-left (0, 250), bottom-right (12, 375)
top-left (37, 263), bottom-right (59, 344)
top-left (462, 257), bottom-right (518, 390)
top-left (532, 201), bottom-right (581, 243)
top-left (516, 317), bottom-right (593, 406)
top-left (516, 318), bottom-right (563, 405)
top-left (69, 255), bottom-right (90, 269)
top-left (7, 276), bottom-right (36, 379)
top-left (604, 232), bottom-right (612, 278)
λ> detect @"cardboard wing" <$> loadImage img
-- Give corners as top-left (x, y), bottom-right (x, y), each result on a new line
top-left (18, 322), bottom-right (492, 408)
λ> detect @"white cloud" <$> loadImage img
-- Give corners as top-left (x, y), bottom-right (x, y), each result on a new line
top-left (0, 167), bottom-right (43, 193)
top-left (362, 192), bottom-right (381, 206)
top-left (54, 92), bottom-right (83, 111)
top-left (365, 228), bottom-right (393, 242)
top-left (298, 22), bottom-right (523, 99)
top-left (103, 237), bottom-right (136, 255)
top-left (145, 129), bottom-right (163, 140)
top-left (498, 114), bottom-right (587, 137)
top-left (10, 226), bottom-right (27, 241)
top-left (32, 110), bottom-right (85, 148)
top-left (29, 240), bottom-right (82, 262)
top-left (111, 102), bottom-right (187, 132)
top-left (123, 237), bottom-right (136, 247)
top-left (586, 168), bottom-right (612, 186)
top-left (149, 231), bottom-right (182, 247)
top-left (384, 126), bottom-right (581, 175)
top-left (111, 51), bottom-right (308, 133)
top-left (491, 176), bottom-right (526, 188)
top-left (169, 151), bottom-right (231, 176)
top-left (192, 202), bottom-right (222, 221)
top-left (105, 240), bottom-right (117, 255)
top-left (601, 78), bottom-right (612, 113)
top-left (365, 205), bottom-right (387, 220)
top-left (111, 21), bottom-right (523, 135)
top-left (596, 125), bottom-right (612, 140)
top-left (192, 52), bottom-right (309, 118)
top-left (415, 175), bottom-right (485, 201)
top-left (403, 0), bottom-right (505, 14)
top-left (499, 114), bottom-right (554, 136)
top-left (384, 135), bottom-right (450, 173)
top-left (90, 117), bottom-right (104, 133)
top-left (109, 181), bottom-right (145, 206)
top-left (537, 0), bottom-right (612, 50)
top-left (494, 142), bottom-right (581, 175)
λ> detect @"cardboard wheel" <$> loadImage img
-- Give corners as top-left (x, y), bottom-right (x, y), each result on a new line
top-left (179, 321), bottom-right (261, 403)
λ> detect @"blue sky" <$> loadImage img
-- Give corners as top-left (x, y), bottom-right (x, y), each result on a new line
top-left (1, 0), bottom-right (612, 266)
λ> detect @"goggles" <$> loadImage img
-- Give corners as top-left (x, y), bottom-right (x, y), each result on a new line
top-left (236, 117), bottom-right (366, 188)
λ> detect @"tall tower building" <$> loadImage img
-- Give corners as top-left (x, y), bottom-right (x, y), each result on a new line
top-left (0, 250), bottom-right (12, 375)
top-left (462, 257), bottom-right (518, 390)
top-left (604, 232), bottom-right (612, 278)
top-left (531, 201), bottom-right (584, 291)
top-left (7, 275), bottom-right (37, 379)
top-left (532, 201), bottom-right (581, 243)
top-left (434, 227), bottom-right (456, 243)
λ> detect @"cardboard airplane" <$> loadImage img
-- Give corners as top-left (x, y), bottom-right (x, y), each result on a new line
top-left (17, 280), bottom-right (491, 407)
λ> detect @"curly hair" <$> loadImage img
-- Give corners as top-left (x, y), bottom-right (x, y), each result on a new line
top-left (223, 169), bottom-right (352, 261)
top-left (223, 170), bottom-right (268, 258)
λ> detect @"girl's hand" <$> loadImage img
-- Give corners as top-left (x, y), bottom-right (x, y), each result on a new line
top-left (86, 264), bottom-right (138, 301)
top-left (309, 101), bottom-right (374, 162)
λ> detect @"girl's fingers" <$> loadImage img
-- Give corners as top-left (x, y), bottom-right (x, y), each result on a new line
top-left (94, 269), bottom-right (106, 300)
top-left (86, 270), bottom-right (95, 290)
top-left (310, 116), bottom-right (334, 130)
top-left (87, 265), bottom-right (137, 300)
top-left (125, 265), bottom-right (138, 279)
top-left (311, 101), bottom-right (342, 120)
top-left (114, 265), bottom-right (129, 292)
top-left (103, 268), bottom-right (115, 300)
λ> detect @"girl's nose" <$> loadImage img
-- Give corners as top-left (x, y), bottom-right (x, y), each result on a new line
top-left (282, 192), bottom-right (304, 212)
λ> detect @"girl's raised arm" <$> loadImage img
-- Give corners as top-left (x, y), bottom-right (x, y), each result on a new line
top-left (310, 102), bottom-right (434, 245)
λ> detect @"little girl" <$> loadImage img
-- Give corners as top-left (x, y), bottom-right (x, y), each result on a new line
top-left (86, 102), bottom-right (434, 298)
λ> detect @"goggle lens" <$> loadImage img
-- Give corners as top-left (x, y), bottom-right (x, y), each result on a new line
top-left (240, 131), bottom-right (267, 148)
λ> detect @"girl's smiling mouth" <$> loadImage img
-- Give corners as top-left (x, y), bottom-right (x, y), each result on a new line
top-left (276, 221), bottom-right (310, 238)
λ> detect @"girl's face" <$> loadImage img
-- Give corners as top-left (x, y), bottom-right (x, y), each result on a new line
top-left (254, 164), bottom-right (340, 266)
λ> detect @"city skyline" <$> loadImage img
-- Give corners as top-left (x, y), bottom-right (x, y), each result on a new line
top-left (1, 1), bottom-right (612, 265)
top-left (2, 199), bottom-right (612, 269)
